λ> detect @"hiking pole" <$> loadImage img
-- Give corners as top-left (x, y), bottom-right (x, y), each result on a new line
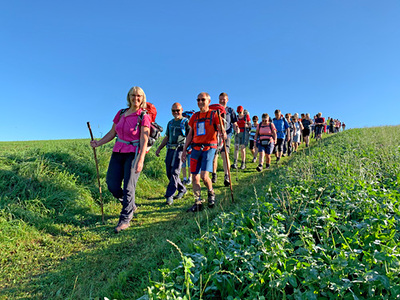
top-left (216, 110), bottom-right (234, 203)
top-left (87, 122), bottom-right (105, 224)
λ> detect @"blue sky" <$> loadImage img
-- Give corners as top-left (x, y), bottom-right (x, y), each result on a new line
top-left (1, 0), bottom-right (399, 141)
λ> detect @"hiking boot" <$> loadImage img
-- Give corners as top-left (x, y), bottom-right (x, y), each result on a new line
top-left (240, 162), bottom-right (246, 170)
top-left (166, 196), bottom-right (174, 205)
top-left (174, 190), bottom-right (187, 200)
top-left (224, 174), bottom-right (230, 187)
top-left (251, 157), bottom-right (257, 163)
top-left (265, 163), bottom-right (270, 169)
top-left (114, 222), bottom-right (130, 233)
top-left (182, 179), bottom-right (188, 185)
top-left (211, 172), bottom-right (217, 183)
top-left (208, 190), bottom-right (216, 208)
top-left (231, 163), bottom-right (238, 169)
top-left (276, 157), bottom-right (281, 163)
top-left (256, 164), bottom-right (262, 172)
top-left (187, 201), bottom-right (203, 212)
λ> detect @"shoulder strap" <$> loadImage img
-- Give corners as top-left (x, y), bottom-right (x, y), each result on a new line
top-left (118, 108), bottom-right (128, 122)
top-left (180, 118), bottom-right (188, 136)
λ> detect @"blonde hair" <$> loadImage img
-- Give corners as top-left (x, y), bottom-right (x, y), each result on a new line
top-left (127, 86), bottom-right (147, 109)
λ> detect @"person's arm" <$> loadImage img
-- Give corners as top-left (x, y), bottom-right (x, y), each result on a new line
top-left (135, 125), bottom-right (150, 173)
top-left (254, 127), bottom-right (259, 141)
top-left (90, 123), bottom-right (117, 148)
top-left (233, 122), bottom-right (239, 134)
top-left (217, 123), bottom-right (227, 142)
top-left (155, 135), bottom-right (169, 157)
top-left (181, 127), bottom-right (193, 162)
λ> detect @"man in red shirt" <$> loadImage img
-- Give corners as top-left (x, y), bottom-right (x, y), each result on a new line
top-left (182, 92), bottom-right (226, 212)
top-left (231, 106), bottom-right (251, 169)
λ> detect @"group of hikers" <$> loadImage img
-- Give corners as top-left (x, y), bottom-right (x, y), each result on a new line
top-left (90, 86), bottom-right (345, 233)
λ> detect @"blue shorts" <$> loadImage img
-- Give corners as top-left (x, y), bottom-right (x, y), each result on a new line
top-left (258, 140), bottom-right (275, 154)
top-left (190, 148), bottom-right (217, 174)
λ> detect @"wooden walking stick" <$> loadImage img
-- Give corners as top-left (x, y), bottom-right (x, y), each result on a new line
top-left (216, 110), bottom-right (234, 203)
top-left (87, 122), bottom-right (105, 224)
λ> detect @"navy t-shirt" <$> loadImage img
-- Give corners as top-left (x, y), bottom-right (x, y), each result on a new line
top-left (224, 106), bottom-right (238, 135)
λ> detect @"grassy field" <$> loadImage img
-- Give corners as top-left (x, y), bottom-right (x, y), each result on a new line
top-left (1, 126), bottom-right (399, 299)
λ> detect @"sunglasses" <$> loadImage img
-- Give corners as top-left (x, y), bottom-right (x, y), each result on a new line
top-left (171, 109), bottom-right (181, 113)
top-left (197, 98), bottom-right (207, 102)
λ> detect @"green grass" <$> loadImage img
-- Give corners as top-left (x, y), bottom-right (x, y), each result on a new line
top-left (143, 126), bottom-right (400, 299)
top-left (0, 136), bottom-right (274, 299)
top-left (1, 127), bottom-right (399, 299)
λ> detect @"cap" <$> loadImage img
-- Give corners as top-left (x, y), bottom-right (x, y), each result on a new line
top-left (237, 105), bottom-right (244, 113)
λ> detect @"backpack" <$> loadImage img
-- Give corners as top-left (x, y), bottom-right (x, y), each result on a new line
top-left (182, 110), bottom-right (195, 119)
top-left (167, 117), bottom-right (189, 141)
top-left (118, 102), bottom-right (163, 149)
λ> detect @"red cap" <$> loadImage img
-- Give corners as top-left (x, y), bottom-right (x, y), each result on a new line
top-left (237, 105), bottom-right (244, 113)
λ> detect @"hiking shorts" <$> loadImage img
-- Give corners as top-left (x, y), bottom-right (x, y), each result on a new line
top-left (234, 132), bottom-right (248, 146)
top-left (190, 148), bottom-right (217, 174)
top-left (274, 138), bottom-right (284, 153)
top-left (249, 140), bottom-right (258, 150)
top-left (220, 133), bottom-right (232, 153)
top-left (258, 140), bottom-right (274, 154)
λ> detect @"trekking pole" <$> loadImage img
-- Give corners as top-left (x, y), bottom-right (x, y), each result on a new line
top-left (87, 122), bottom-right (105, 224)
top-left (216, 110), bottom-right (234, 203)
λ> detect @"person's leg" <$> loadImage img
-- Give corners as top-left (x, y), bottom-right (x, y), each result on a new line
top-left (165, 149), bottom-right (177, 198)
top-left (118, 153), bottom-right (140, 225)
top-left (106, 152), bottom-right (125, 202)
top-left (240, 145), bottom-right (246, 167)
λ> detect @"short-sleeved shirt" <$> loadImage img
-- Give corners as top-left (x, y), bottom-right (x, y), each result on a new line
top-left (273, 117), bottom-right (289, 139)
top-left (315, 117), bottom-right (324, 127)
top-left (237, 113), bottom-right (251, 132)
top-left (165, 117), bottom-right (190, 147)
top-left (224, 106), bottom-right (238, 135)
top-left (249, 124), bottom-right (257, 140)
top-left (112, 108), bottom-right (151, 153)
top-left (257, 122), bottom-right (276, 141)
top-left (301, 119), bottom-right (312, 130)
top-left (188, 110), bottom-right (219, 151)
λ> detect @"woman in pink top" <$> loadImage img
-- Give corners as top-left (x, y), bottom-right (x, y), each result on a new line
top-left (90, 86), bottom-right (151, 233)
top-left (254, 113), bottom-right (277, 171)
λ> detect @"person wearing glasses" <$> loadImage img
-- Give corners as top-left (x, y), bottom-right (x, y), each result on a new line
top-left (90, 86), bottom-right (150, 233)
top-left (156, 103), bottom-right (190, 205)
top-left (211, 92), bottom-right (238, 186)
top-left (182, 92), bottom-right (226, 212)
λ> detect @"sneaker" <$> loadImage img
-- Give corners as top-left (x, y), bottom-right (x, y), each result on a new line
top-left (224, 174), bottom-right (230, 187)
top-left (251, 157), bottom-right (256, 163)
top-left (231, 163), bottom-right (238, 169)
top-left (187, 178), bottom-right (192, 185)
top-left (265, 163), bottom-right (270, 169)
top-left (182, 179), bottom-right (188, 185)
top-left (282, 153), bottom-right (286, 157)
top-left (166, 196), bottom-right (174, 205)
top-left (174, 190), bottom-right (187, 200)
top-left (276, 157), bottom-right (281, 163)
top-left (208, 190), bottom-right (216, 208)
top-left (256, 164), bottom-right (262, 172)
top-left (240, 162), bottom-right (246, 170)
top-left (211, 172), bottom-right (217, 183)
top-left (114, 222), bottom-right (130, 233)
top-left (187, 202), bottom-right (203, 212)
